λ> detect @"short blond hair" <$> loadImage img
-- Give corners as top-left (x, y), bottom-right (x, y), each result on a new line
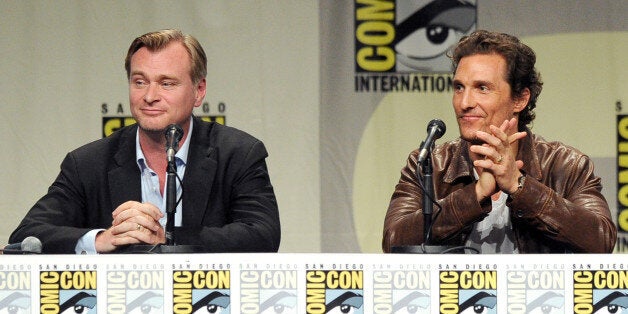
top-left (125, 29), bottom-right (207, 84)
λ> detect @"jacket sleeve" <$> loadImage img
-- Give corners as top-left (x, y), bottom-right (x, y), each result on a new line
top-left (507, 154), bottom-right (616, 253)
top-left (9, 153), bottom-right (99, 254)
top-left (382, 150), bottom-right (490, 253)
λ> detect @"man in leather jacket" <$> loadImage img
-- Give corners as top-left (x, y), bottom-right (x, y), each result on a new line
top-left (383, 30), bottom-right (616, 253)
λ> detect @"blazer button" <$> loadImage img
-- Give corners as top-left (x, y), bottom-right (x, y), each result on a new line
top-left (516, 210), bottom-right (524, 218)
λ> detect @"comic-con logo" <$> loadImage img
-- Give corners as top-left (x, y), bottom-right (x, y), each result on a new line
top-left (107, 270), bottom-right (164, 314)
top-left (507, 271), bottom-right (565, 314)
top-left (439, 271), bottom-right (497, 314)
top-left (354, 0), bottom-right (476, 73)
top-left (172, 270), bottom-right (231, 314)
top-left (0, 271), bottom-right (30, 314)
top-left (102, 116), bottom-right (226, 137)
top-left (240, 270), bottom-right (298, 314)
top-left (40, 271), bottom-right (97, 314)
top-left (306, 270), bottom-right (364, 314)
top-left (617, 114), bottom-right (628, 252)
top-left (373, 270), bottom-right (430, 313)
top-left (101, 101), bottom-right (227, 137)
top-left (574, 270), bottom-right (628, 314)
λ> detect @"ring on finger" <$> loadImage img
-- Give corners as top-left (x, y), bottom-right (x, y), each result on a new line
top-left (136, 223), bottom-right (141, 231)
top-left (495, 155), bottom-right (503, 163)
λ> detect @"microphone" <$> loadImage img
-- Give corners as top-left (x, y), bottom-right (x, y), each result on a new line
top-left (417, 119), bottom-right (446, 165)
top-left (2, 236), bottom-right (42, 254)
top-left (165, 124), bottom-right (184, 164)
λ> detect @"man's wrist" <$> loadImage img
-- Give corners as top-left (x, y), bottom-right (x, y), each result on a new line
top-left (475, 182), bottom-right (490, 202)
top-left (509, 174), bottom-right (526, 198)
top-left (95, 229), bottom-right (116, 253)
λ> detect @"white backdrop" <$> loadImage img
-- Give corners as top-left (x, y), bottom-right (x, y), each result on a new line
top-left (0, 1), bottom-right (320, 252)
top-left (1, 1), bottom-right (627, 254)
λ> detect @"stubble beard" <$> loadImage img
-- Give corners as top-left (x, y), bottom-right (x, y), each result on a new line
top-left (137, 120), bottom-right (168, 140)
top-left (458, 124), bottom-right (484, 146)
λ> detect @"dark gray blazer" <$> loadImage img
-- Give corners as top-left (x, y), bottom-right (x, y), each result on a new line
top-left (9, 117), bottom-right (280, 253)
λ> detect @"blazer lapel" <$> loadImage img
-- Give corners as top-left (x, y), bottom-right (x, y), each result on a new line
top-left (108, 127), bottom-right (142, 209)
top-left (182, 119), bottom-right (217, 227)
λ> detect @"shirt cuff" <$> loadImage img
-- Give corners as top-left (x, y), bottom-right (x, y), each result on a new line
top-left (75, 229), bottom-right (105, 254)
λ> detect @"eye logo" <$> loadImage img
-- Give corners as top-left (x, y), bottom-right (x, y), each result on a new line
top-left (392, 291), bottom-right (429, 314)
top-left (260, 291), bottom-right (297, 314)
top-left (458, 291), bottom-right (496, 314)
top-left (394, 0), bottom-right (476, 72)
top-left (355, 0), bottom-right (476, 73)
top-left (173, 270), bottom-right (231, 314)
top-left (0, 292), bottom-right (30, 314)
top-left (325, 291), bottom-right (363, 314)
top-left (192, 291), bottom-right (230, 314)
top-left (59, 291), bottom-right (96, 314)
top-left (306, 270), bottom-right (364, 314)
top-left (126, 291), bottom-right (164, 314)
top-left (593, 291), bottom-right (628, 314)
top-left (526, 291), bottom-right (564, 314)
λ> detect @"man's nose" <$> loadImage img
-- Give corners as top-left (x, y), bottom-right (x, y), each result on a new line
top-left (457, 90), bottom-right (474, 110)
top-left (144, 83), bottom-right (160, 103)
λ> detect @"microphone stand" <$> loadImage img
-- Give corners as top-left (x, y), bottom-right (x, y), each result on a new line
top-left (422, 154), bottom-right (434, 245)
top-left (148, 157), bottom-right (203, 253)
top-left (123, 125), bottom-right (203, 254)
top-left (125, 155), bottom-right (203, 254)
top-left (165, 157), bottom-right (177, 245)
top-left (391, 143), bottom-right (465, 254)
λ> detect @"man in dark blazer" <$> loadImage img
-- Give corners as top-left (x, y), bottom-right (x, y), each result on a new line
top-left (9, 29), bottom-right (280, 254)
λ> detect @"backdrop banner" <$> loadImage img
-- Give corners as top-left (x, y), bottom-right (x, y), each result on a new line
top-left (0, 1), bottom-right (626, 253)
top-left (320, 0), bottom-right (627, 252)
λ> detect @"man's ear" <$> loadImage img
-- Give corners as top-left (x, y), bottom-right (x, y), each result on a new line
top-left (513, 88), bottom-right (530, 113)
top-left (194, 78), bottom-right (207, 108)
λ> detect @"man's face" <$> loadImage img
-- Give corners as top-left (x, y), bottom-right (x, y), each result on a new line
top-left (128, 42), bottom-right (205, 134)
top-left (452, 53), bottom-right (524, 143)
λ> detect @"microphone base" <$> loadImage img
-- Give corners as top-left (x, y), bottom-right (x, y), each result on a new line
top-left (118, 244), bottom-right (205, 254)
top-left (391, 245), bottom-right (474, 254)
top-left (1, 250), bottom-right (40, 255)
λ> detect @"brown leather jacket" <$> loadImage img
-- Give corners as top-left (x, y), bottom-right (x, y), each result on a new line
top-left (383, 132), bottom-right (616, 253)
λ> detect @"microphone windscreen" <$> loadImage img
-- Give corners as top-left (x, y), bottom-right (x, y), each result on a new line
top-left (165, 124), bottom-right (184, 141)
top-left (21, 236), bottom-right (42, 253)
top-left (427, 119), bottom-right (446, 138)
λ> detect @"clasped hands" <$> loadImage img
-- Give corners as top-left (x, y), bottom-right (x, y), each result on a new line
top-left (471, 118), bottom-right (526, 202)
top-left (96, 201), bottom-right (165, 253)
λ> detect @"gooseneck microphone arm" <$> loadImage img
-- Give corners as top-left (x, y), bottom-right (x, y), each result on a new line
top-left (165, 161), bottom-right (177, 245)
top-left (392, 118), bottom-right (480, 254)
top-left (124, 123), bottom-right (203, 254)
top-left (421, 152), bottom-right (434, 245)
top-left (417, 119), bottom-right (445, 246)
top-left (164, 124), bottom-right (183, 246)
